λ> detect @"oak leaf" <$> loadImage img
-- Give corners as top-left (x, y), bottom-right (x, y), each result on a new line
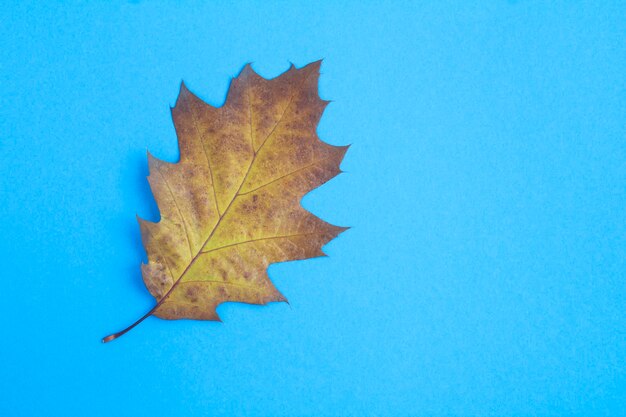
top-left (103, 61), bottom-right (348, 342)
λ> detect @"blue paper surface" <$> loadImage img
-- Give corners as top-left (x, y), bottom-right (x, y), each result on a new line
top-left (1, 1), bottom-right (625, 415)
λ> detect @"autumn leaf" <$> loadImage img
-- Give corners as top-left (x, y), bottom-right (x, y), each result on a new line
top-left (103, 61), bottom-right (348, 342)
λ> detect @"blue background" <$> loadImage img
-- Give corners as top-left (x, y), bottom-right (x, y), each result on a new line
top-left (1, 1), bottom-right (625, 416)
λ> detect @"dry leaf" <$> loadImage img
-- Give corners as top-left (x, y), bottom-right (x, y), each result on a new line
top-left (103, 61), bottom-right (348, 342)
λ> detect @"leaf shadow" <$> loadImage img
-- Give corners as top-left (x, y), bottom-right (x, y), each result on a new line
top-left (118, 149), bottom-right (159, 299)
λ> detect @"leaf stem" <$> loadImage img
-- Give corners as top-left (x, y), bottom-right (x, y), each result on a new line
top-left (103, 248), bottom-right (202, 343)
top-left (101, 303), bottom-right (160, 343)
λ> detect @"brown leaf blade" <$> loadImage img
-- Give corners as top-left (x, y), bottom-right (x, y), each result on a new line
top-left (103, 61), bottom-right (347, 342)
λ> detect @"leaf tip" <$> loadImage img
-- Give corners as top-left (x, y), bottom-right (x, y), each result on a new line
top-left (303, 59), bottom-right (323, 74)
top-left (173, 80), bottom-right (191, 108)
top-left (146, 150), bottom-right (165, 174)
top-left (277, 293), bottom-right (289, 304)
top-left (339, 144), bottom-right (351, 155)
top-left (239, 62), bottom-right (256, 77)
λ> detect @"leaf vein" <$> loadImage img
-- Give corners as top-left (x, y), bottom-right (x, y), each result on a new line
top-left (155, 165), bottom-right (194, 258)
top-left (239, 157), bottom-right (331, 196)
top-left (200, 232), bottom-right (321, 255)
top-left (188, 102), bottom-right (222, 216)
